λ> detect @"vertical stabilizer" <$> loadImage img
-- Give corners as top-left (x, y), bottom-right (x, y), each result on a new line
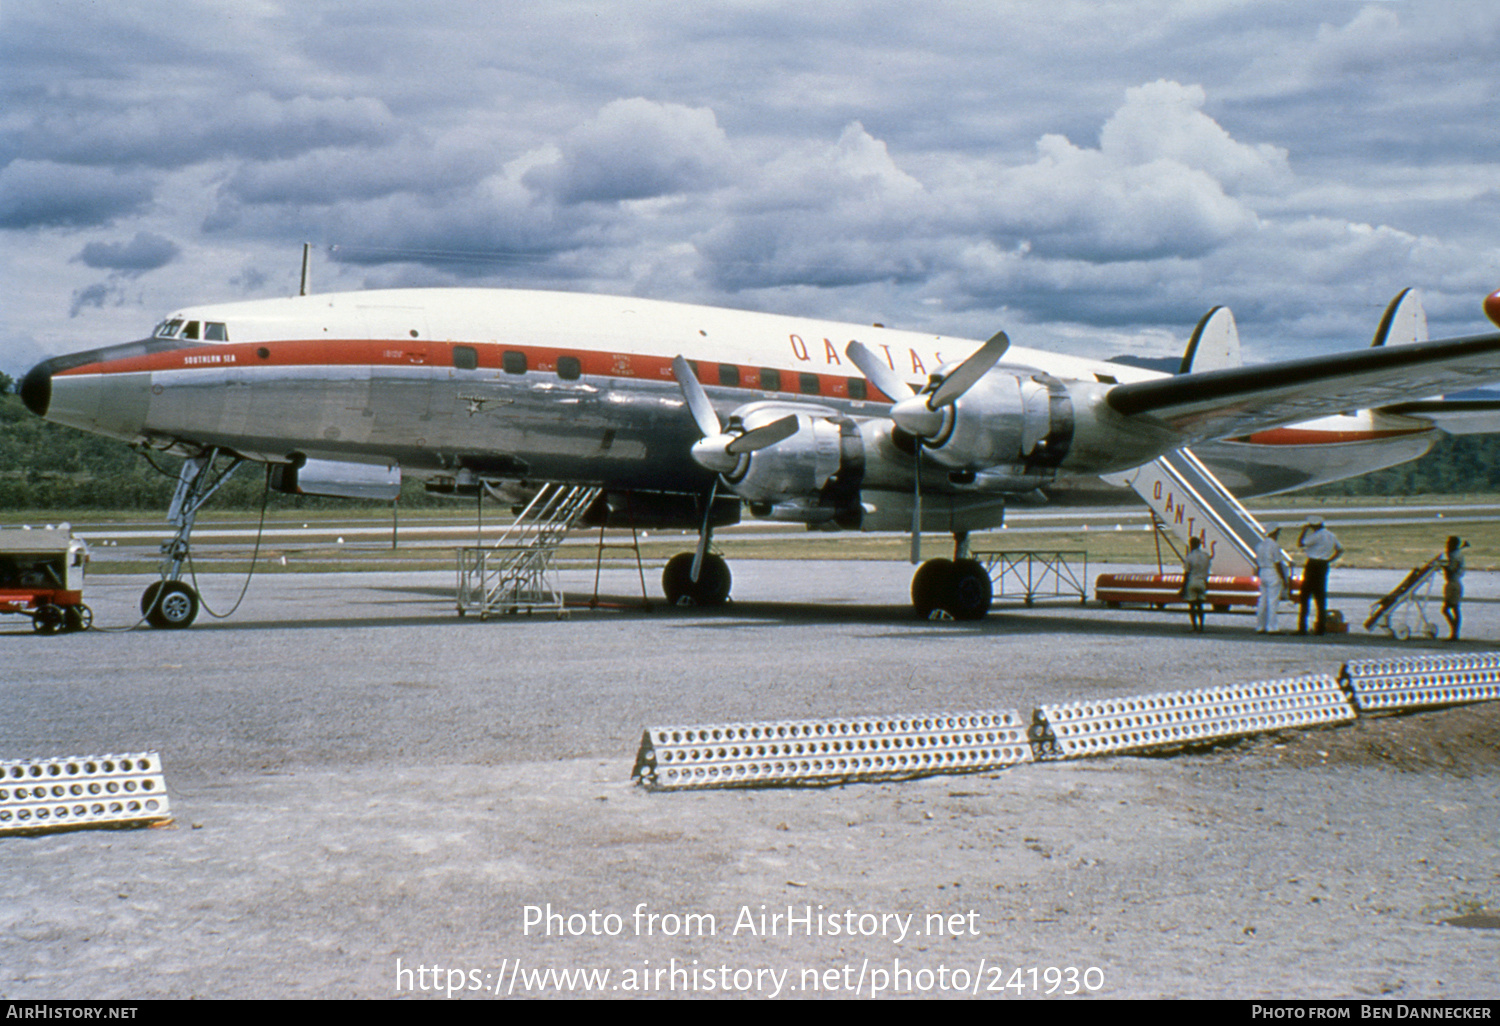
top-left (1371, 288), bottom-right (1428, 347)
top-left (1180, 306), bottom-right (1241, 374)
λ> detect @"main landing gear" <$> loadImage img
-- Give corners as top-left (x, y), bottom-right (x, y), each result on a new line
top-left (142, 448), bottom-right (243, 629)
top-left (910, 533), bottom-right (993, 621)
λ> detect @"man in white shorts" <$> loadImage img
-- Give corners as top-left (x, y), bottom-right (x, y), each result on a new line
top-left (1255, 526), bottom-right (1289, 634)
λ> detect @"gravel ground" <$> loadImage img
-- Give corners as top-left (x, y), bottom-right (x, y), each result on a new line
top-left (2, 562), bottom-right (1497, 1000)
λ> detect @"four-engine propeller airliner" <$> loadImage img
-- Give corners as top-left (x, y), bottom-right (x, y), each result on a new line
top-left (20, 282), bottom-right (1500, 627)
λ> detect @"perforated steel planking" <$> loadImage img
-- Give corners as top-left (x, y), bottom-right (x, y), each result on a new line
top-left (0, 752), bottom-right (171, 835)
top-left (1030, 675), bottom-right (1356, 759)
top-left (632, 711), bottom-right (1033, 790)
top-left (1341, 652), bottom-right (1500, 712)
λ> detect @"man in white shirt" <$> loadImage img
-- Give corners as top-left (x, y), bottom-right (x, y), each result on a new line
top-left (1297, 518), bottom-right (1343, 635)
top-left (1255, 526), bottom-right (1289, 634)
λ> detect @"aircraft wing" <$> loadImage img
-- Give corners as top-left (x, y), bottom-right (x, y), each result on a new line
top-left (1106, 331), bottom-right (1500, 444)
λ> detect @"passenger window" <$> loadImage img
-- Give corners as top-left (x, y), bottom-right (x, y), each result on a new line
top-left (502, 351), bottom-right (527, 375)
top-left (182, 321), bottom-right (201, 340)
top-left (848, 377), bottom-right (867, 401)
top-left (799, 372), bottom-right (820, 395)
top-left (759, 368), bottom-right (781, 392)
top-left (453, 346), bottom-right (478, 370)
top-left (557, 355), bottom-right (581, 380)
top-left (718, 364), bottom-right (740, 388)
top-left (205, 322), bottom-right (229, 341)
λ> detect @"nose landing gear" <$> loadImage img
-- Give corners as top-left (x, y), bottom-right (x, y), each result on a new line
top-left (142, 448), bottom-right (243, 629)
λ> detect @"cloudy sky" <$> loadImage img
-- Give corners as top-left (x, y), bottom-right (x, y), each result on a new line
top-left (4, 1), bottom-right (1499, 379)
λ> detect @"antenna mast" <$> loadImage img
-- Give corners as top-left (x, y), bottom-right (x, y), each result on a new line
top-left (299, 243), bottom-right (312, 296)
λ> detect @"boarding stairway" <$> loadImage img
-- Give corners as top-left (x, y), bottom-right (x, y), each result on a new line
top-left (1104, 448), bottom-right (1272, 576)
top-left (457, 483), bottom-right (602, 618)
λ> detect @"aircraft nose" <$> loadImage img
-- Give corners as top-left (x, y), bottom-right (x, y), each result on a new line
top-left (20, 359), bottom-right (53, 418)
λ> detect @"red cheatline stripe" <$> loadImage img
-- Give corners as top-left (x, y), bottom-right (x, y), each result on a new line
top-left (54, 339), bottom-right (896, 403)
top-left (1232, 426), bottom-right (1430, 445)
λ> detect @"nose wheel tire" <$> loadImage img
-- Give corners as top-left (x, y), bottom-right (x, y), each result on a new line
top-left (141, 581), bottom-right (200, 629)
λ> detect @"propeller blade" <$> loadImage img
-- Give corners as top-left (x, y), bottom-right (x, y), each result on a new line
top-left (672, 355), bottom-right (722, 438)
top-left (845, 341), bottom-right (916, 402)
top-left (726, 414), bottom-right (798, 454)
top-left (928, 330), bottom-right (1009, 408)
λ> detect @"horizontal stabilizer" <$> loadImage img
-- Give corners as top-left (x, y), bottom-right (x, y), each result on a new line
top-left (1379, 397), bottom-right (1500, 436)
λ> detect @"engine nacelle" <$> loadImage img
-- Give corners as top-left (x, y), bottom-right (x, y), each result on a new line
top-left (920, 371), bottom-right (1073, 472)
top-left (719, 402), bottom-right (864, 522)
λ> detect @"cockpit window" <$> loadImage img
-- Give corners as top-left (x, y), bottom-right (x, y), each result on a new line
top-left (182, 321), bottom-right (201, 340)
top-left (205, 322), bottom-right (228, 341)
top-left (154, 319), bottom-right (184, 339)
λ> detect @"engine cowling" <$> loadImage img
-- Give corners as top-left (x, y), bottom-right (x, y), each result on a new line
top-left (716, 402), bottom-right (864, 523)
top-left (914, 370), bottom-right (1073, 472)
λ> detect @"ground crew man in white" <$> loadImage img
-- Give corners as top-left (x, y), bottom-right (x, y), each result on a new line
top-left (1255, 526), bottom-right (1289, 634)
top-left (1297, 518), bottom-right (1343, 635)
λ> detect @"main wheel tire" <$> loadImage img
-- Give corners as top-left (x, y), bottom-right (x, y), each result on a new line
top-left (662, 552), bottom-right (732, 607)
top-left (911, 558), bottom-right (954, 618)
top-left (943, 559), bottom-right (993, 621)
top-left (142, 581), bottom-right (200, 629)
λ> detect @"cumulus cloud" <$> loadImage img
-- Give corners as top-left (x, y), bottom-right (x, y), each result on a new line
top-left (0, 160), bottom-right (155, 229)
top-left (68, 282), bottom-right (115, 318)
top-left (72, 232), bottom-right (181, 275)
top-left (1097, 80), bottom-right (1290, 194)
top-left (5, 3), bottom-right (1499, 368)
top-left (12, 93), bottom-right (400, 170)
top-left (523, 98), bottom-right (733, 205)
top-left (697, 123), bottom-right (938, 291)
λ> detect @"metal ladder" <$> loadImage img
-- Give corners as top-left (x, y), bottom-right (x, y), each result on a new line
top-left (1104, 448), bottom-right (1274, 577)
top-left (457, 483), bottom-right (602, 618)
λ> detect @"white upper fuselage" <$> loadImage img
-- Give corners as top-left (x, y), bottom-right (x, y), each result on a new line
top-left (153, 286), bottom-right (1153, 392)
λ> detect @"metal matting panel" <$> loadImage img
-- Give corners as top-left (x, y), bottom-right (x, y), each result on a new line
top-left (1031, 675), bottom-right (1355, 759)
top-left (1341, 652), bottom-right (1500, 712)
top-left (0, 752), bottom-right (171, 836)
top-left (633, 710), bottom-right (1032, 790)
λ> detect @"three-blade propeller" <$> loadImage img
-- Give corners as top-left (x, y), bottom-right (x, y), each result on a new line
top-left (672, 355), bottom-right (798, 474)
top-left (672, 355), bottom-right (799, 583)
top-left (845, 331), bottom-right (1010, 562)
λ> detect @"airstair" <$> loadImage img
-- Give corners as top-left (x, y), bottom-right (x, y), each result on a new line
top-left (457, 483), bottom-right (602, 618)
top-left (1104, 448), bottom-right (1271, 576)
